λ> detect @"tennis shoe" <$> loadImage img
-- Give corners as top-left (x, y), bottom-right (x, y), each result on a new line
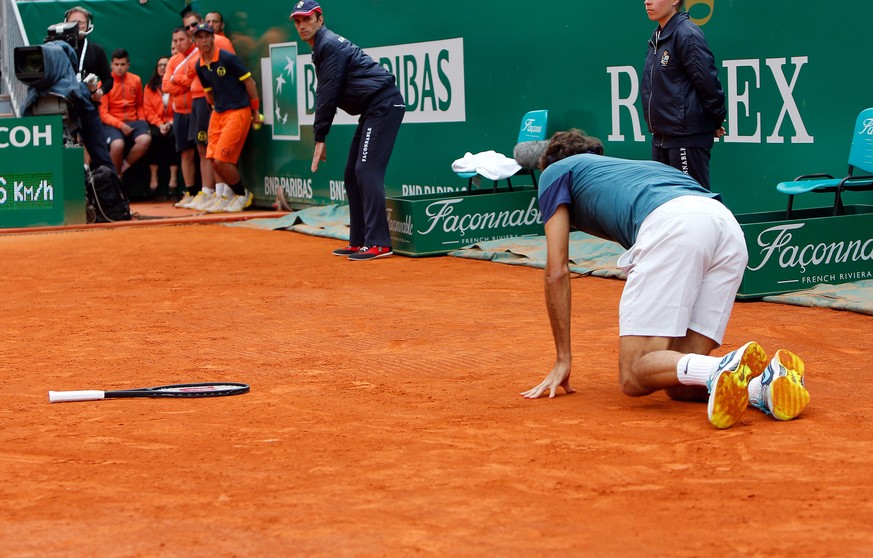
top-left (707, 341), bottom-right (768, 429)
top-left (174, 192), bottom-right (195, 208)
top-left (189, 191), bottom-right (214, 210)
top-left (332, 245), bottom-right (362, 256)
top-left (752, 349), bottom-right (809, 421)
top-left (223, 193), bottom-right (248, 213)
top-left (348, 245), bottom-right (393, 261)
top-left (200, 193), bottom-right (225, 212)
top-left (207, 195), bottom-right (233, 213)
top-left (244, 190), bottom-right (254, 209)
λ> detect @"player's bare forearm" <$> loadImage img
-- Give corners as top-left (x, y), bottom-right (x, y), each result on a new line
top-left (543, 207), bottom-right (573, 363)
top-left (545, 264), bottom-right (572, 364)
top-left (521, 207), bottom-right (576, 399)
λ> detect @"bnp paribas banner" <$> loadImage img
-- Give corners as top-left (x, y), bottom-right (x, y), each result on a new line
top-left (255, 35), bottom-right (467, 206)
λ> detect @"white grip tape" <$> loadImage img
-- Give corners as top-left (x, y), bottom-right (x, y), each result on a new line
top-left (48, 390), bottom-right (106, 403)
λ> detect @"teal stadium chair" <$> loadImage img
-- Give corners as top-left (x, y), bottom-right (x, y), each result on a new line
top-left (776, 107), bottom-right (873, 217)
top-left (456, 109), bottom-right (548, 193)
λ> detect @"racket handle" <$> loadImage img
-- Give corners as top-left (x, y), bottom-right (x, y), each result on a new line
top-left (48, 390), bottom-right (106, 403)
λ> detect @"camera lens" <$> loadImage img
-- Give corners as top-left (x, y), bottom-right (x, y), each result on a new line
top-left (22, 51), bottom-right (44, 74)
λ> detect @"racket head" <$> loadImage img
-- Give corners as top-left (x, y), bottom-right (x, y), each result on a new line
top-left (105, 382), bottom-right (250, 398)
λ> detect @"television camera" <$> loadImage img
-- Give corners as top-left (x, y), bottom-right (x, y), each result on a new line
top-left (13, 22), bottom-right (100, 145)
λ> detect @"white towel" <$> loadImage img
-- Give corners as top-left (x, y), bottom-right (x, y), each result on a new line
top-left (451, 150), bottom-right (522, 181)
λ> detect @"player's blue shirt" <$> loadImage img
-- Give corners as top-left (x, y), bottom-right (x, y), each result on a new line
top-left (537, 154), bottom-right (721, 249)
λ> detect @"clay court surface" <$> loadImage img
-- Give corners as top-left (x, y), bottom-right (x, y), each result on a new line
top-left (1, 208), bottom-right (871, 557)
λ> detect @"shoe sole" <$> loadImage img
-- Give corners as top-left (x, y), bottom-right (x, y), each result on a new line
top-left (769, 349), bottom-right (810, 421)
top-left (708, 342), bottom-right (768, 429)
top-left (348, 252), bottom-right (393, 261)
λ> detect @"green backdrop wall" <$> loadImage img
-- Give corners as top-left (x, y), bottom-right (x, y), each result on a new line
top-left (19, 0), bottom-right (873, 213)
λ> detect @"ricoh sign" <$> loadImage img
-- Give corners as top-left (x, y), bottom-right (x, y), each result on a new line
top-left (0, 124), bottom-right (54, 148)
top-left (0, 123), bottom-right (56, 213)
top-left (0, 115), bottom-right (85, 228)
top-left (738, 213), bottom-right (873, 297)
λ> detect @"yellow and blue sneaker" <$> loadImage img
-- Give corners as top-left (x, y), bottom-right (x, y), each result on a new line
top-left (752, 349), bottom-right (810, 421)
top-left (707, 341), bottom-right (769, 429)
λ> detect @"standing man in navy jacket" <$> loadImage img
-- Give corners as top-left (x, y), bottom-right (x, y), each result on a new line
top-left (642, 0), bottom-right (726, 190)
top-left (291, 0), bottom-right (406, 260)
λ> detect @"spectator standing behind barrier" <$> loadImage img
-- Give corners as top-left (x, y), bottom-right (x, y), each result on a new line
top-left (99, 49), bottom-right (152, 177)
top-left (163, 27), bottom-right (198, 202)
top-left (522, 129), bottom-right (810, 429)
top-left (177, 10), bottom-right (239, 211)
top-left (205, 12), bottom-right (228, 38)
top-left (291, 0), bottom-right (406, 261)
top-left (192, 23), bottom-right (259, 213)
top-left (144, 56), bottom-right (180, 197)
top-left (64, 6), bottom-right (113, 104)
top-left (641, 0), bottom-right (725, 190)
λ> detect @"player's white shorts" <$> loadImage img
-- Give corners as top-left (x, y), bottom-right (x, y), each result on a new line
top-left (616, 195), bottom-right (747, 344)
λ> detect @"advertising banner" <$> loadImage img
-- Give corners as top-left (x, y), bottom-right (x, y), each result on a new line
top-left (17, 1), bottom-right (873, 216)
top-left (737, 207), bottom-right (873, 297)
top-left (0, 115), bottom-right (85, 228)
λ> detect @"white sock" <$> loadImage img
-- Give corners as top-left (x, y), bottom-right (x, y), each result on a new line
top-left (676, 354), bottom-right (721, 386)
top-left (216, 182), bottom-right (228, 197)
top-left (748, 375), bottom-right (764, 407)
top-left (202, 187), bottom-right (215, 196)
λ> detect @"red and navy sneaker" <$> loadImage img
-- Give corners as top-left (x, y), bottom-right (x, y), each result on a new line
top-left (348, 245), bottom-right (393, 261)
top-left (332, 245), bottom-right (362, 256)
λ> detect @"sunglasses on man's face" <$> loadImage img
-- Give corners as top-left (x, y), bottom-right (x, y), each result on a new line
top-left (186, 22), bottom-right (199, 29)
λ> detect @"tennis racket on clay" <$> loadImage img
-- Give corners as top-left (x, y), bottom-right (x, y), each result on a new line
top-left (48, 382), bottom-right (250, 403)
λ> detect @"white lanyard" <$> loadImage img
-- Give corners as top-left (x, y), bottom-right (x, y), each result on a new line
top-left (170, 48), bottom-right (199, 111)
top-left (172, 47), bottom-right (199, 79)
top-left (78, 38), bottom-right (88, 75)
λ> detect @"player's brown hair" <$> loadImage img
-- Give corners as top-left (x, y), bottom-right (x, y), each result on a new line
top-left (539, 129), bottom-right (604, 170)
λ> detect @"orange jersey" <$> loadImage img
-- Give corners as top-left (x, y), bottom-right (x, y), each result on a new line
top-left (190, 34), bottom-right (235, 99)
top-left (162, 45), bottom-right (198, 114)
top-left (99, 71), bottom-right (145, 128)
top-left (143, 85), bottom-right (174, 127)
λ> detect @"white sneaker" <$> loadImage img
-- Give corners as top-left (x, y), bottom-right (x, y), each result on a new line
top-left (181, 192), bottom-right (205, 209)
top-left (244, 190), bottom-right (254, 208)
top-left (184, 191), bottom-right (207, 210)
top-left (174, 192), bottom-right (194, 208)
top-left (191, 191), bottom-right (217, 211)
top-left (199, 194), bottom-right (224, 212)
top-left (207, 195), bottom-right (233, 213)
top-left (224, 193), bottom-right (247, 213)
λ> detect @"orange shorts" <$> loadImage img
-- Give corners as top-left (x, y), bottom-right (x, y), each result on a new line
top-left (206, 108), bottom-right (251, 164)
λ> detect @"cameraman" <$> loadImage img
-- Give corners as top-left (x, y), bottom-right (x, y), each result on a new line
top-left (64, 6), bottom-right (112, 104)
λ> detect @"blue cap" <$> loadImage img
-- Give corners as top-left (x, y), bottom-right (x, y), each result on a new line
top-left (290, 0), bottom-right (322, 18)
top-left (192, 22), bottom-right (214, 35)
